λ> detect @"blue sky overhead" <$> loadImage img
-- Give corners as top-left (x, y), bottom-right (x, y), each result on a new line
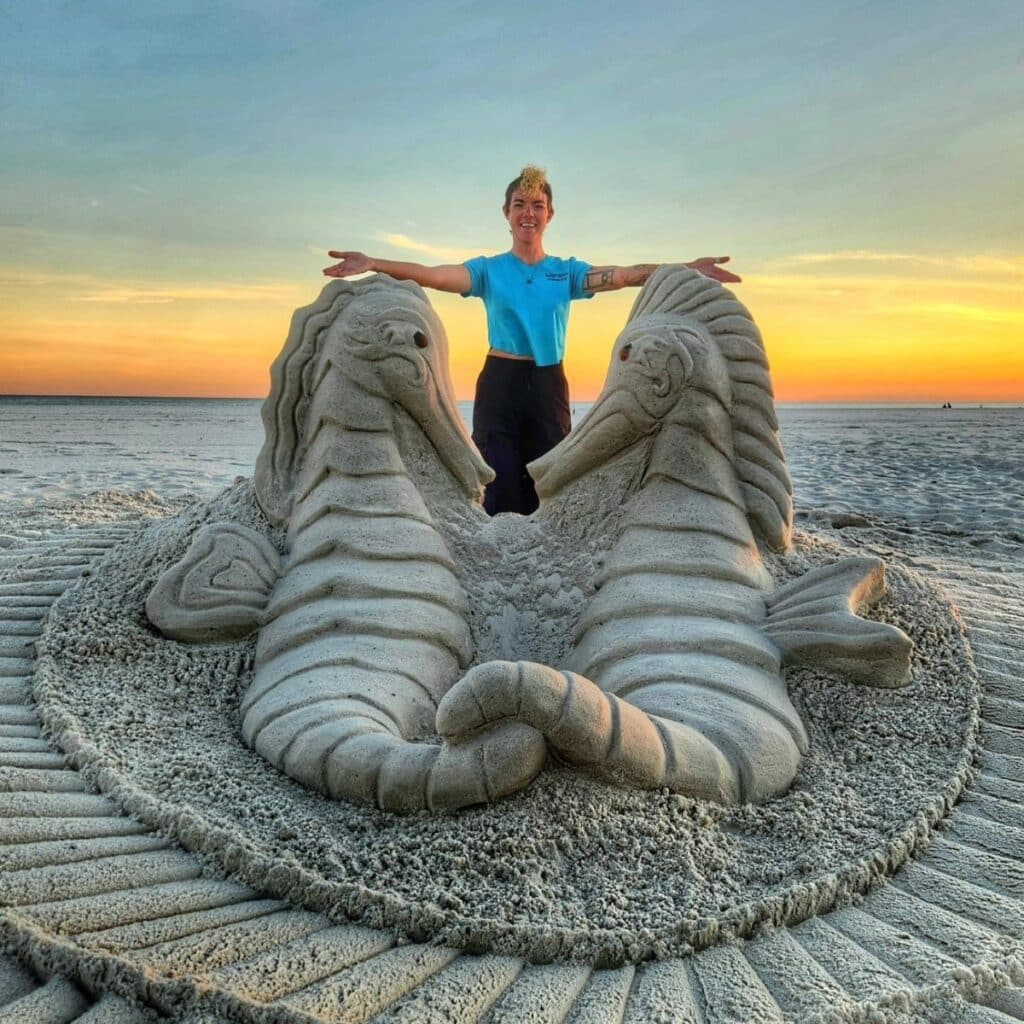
top-left (2, 1), bottom-right (1021, 399)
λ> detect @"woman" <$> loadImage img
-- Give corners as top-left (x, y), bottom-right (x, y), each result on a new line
top-left (323, 166), bottom-right (740, 515)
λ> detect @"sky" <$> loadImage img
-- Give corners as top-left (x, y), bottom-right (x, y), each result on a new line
top-left (1, 1), bottom-right (1021, 402)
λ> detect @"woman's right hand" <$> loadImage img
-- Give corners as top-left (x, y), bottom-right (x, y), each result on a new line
top-left (323, 251), bottom-right (373, 277)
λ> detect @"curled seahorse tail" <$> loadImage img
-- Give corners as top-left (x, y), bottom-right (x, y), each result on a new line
top-left (437, 661), bottom-right (741, 803)
top-left (425, 722), bottom-right (547, 810)
top-left (250, 699), bottom-right (544, 812)
top-left (436, 660), bottom-right (553, 737)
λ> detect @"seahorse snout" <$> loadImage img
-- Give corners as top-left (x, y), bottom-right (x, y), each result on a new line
top-left (531, 385), bottom-right (657, 497)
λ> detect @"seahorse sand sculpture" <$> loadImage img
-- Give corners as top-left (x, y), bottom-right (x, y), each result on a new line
top-left (147, 267), bottom-right (912, 810)
top-left (438, 268), bottom-right (913, 803)
top-left (148, 277), bottom-right (546, 811)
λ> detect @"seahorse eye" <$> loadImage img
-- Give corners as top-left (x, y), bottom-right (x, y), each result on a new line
top-left (619, 343), bottom-right (632, 362)
top-left (414, 332), bottom-right (429, 349)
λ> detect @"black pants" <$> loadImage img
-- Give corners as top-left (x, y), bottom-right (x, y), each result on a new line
top-left (472, 356), bottom-right (572, 516)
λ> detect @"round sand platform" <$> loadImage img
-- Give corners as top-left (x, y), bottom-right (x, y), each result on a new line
top-left (1, 514), bottom-right (1023, 1024)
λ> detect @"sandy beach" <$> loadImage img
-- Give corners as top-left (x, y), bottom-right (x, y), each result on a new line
top-left (2, 397), bottom-right (1020, 541)
top-left (1, 397), bottom-right (1022, 1022)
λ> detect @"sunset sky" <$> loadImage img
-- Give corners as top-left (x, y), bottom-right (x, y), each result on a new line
top-left (2, 2), bottom-right (1021, 402)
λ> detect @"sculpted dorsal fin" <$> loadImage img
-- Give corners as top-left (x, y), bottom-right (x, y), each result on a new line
top-left (146, 522), bottom-right (281, 642)
top-left (764, 556), bottom-right (913, 688)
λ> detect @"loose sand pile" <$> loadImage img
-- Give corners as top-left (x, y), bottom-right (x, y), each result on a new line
top-left (34, 480), bottom-right (979, 965)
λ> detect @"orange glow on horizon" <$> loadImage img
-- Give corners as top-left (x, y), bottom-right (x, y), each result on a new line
top-left (2, 266), bottom-right (1021, 403)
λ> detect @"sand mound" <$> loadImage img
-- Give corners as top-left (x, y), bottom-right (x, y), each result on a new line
top-left (33, 481), bottom-right (979, 965)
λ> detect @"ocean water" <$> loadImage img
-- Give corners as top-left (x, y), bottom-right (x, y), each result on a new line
top-left (0, 396), bottom-right (1020, 558)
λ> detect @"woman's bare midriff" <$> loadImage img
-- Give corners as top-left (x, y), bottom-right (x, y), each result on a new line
top-left (488, 349), bottom-right (534, 361)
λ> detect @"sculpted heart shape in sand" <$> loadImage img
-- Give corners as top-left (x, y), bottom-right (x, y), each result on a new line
top-left (146, 267), bottom-right (912, 813)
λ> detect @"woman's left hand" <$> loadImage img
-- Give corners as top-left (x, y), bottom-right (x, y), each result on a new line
top-left (687, 256), bottom-right (741, 284)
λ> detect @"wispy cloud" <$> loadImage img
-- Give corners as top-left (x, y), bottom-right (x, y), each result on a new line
top-left (755, 253), bottom-right (1024, 324)
top-left (881, 302), bottom-right (1024, 324)
top-left (374, 232), bottom-right (483, 263)
top-left (776, 250), bottom-right (1024, 278)
top-left (0, 268), bottom-right (99, 289)
top-left (311, 234), bottom-right (491, 265)
top-left (74, 291), bottom-right (176, 305)
top-left (749, 271), bottom-right (1024, 298)
top-left (70, 283), bottom-right (299, 304)
top-left (0, 268), bottom-right (300, 305)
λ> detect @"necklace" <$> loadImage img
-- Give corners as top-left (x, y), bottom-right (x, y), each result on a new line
top-left (516, 254), bottom-right (541, 285)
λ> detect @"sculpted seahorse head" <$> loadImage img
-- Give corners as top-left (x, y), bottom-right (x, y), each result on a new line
top-left (530, 314), bottom-right (723, 492)
top-left (531, 266), bottom-right (794, 552)
top-left (255, 277), bottom-right (493, 527)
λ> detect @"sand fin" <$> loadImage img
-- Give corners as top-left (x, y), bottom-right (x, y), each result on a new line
top-left (146, 522), bottom-right (281, 642)
top-left (764, 556), bottom-right (912, 687)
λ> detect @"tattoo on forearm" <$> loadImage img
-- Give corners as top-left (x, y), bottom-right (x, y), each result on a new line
top-left (584, 268), bottom-right (617, 292)
top-left (585, 264), bottom-right (660, 292)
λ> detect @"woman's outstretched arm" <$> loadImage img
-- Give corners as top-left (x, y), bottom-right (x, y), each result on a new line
top-left (583, 256), bottom-right (740, 292)
top-left (323, 251), bottom-right (471, 293)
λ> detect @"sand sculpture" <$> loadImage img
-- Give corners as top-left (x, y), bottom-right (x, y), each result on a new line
top-left (6, 267), bottom-right (1022, 1023)
top-left (146, 267), bottom-right (913, 811)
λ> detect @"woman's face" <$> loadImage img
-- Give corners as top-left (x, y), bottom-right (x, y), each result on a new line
top-left (504, 188), bottom-right (553, 245)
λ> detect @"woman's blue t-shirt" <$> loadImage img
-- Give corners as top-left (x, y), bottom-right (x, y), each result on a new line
top-left (461, 253), bottom-right (593, 366)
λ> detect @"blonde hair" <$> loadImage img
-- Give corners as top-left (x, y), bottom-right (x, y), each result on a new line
top-left (504, 165), bottom-right (553, 210)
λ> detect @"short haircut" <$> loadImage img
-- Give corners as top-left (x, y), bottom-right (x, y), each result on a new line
top-left (504, 165), bottom-right (553, 211)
